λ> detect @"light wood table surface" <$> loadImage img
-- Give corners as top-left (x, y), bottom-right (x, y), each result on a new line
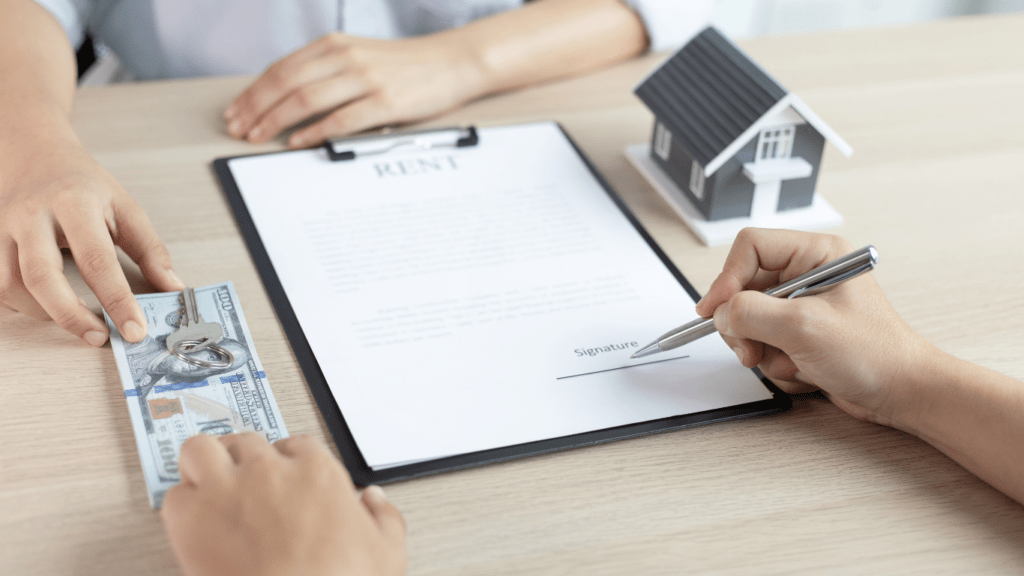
top-left (2, 13), bottom-right (1023, 576)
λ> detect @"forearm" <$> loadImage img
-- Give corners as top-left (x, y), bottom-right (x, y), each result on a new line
top-left (0, 0), bottom-right (80, 173)
top-left (892, 350), bottom-right (1024, 504)
top-left (448, 0), bottom-right (649, 99)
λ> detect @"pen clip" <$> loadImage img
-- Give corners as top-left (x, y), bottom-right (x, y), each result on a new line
top-left (787, 261), bottom-right (875, 299)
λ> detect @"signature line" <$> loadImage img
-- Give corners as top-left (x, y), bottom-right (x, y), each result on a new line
top-left (556, 355), bottom-right (691, 380)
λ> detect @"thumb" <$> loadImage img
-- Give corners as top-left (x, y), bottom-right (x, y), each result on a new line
top-left (362, 486), bottom-right (407, 542)
top-left (713, 290), bottom-right (810, 353)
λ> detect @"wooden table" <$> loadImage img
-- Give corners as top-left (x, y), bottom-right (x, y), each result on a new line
top-left (2, 13), bottom-right (1023, 575)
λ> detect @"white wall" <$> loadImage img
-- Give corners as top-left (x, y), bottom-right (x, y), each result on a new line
top-left (711, 0), bottom-right (1024, 38)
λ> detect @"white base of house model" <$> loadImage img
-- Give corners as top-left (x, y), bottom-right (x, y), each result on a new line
top-left (624, 144), bottom-right (843, 247)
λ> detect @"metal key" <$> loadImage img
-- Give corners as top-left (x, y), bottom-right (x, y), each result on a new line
top-left (165, 287), bottom-right (224, 354)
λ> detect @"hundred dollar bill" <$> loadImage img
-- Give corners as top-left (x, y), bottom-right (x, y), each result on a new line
top-left (105, 281), bottom-right (288, 508)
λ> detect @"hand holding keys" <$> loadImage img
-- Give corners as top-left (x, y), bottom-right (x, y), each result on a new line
top-left (166, 287), bottom-right (234, 369)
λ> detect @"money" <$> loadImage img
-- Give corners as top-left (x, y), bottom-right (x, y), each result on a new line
top-left (105, 281), bottom-right (288, 508)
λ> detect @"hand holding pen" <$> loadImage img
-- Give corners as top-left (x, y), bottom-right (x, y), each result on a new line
top-left (651, 229), bottom-right (934, 422)
top-left (634, 244), bottom-right (879, 358)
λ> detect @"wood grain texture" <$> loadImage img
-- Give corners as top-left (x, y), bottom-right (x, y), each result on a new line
top-left (1, 13), bottom-right (1023, 575)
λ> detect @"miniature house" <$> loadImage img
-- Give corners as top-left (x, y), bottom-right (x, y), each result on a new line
top-left (633, 26), bottom-right (852, 223)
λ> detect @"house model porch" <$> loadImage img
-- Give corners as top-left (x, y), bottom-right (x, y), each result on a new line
top-left (625, 26), bottom-right (852, 246)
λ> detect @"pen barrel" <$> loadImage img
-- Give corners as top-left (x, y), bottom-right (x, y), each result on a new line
top-left (764, 245), bottom-right (878, 299)
top-left (658, 317), bottom-right (717, 352)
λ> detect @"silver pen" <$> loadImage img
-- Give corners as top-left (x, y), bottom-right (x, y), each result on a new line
top-left (631, 245), bottom-right (880, 359)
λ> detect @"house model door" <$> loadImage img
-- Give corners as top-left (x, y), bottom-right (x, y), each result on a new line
top-left (744, 122), bottom-right (813, 219)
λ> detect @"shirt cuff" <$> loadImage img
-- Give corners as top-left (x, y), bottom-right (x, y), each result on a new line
top-left (622, 0), bottom-right (717, 53)
top-left (30, 0), bottom-right (89, 48)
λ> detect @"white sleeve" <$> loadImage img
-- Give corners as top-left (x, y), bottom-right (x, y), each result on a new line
top-left (30, 0), bottom-right (94, 48)
top-left (622, 0), bottom-right (717, 52)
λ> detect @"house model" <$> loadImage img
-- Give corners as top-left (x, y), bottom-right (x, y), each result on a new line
top-left (625, 26), bottom-right (852, 246)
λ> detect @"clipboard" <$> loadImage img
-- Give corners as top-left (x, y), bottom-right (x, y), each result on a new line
top-left (213, 123), bottom-right (791, 486)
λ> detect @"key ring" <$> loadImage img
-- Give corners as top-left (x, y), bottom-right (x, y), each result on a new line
top-left (171, 339), bottom-right (234, 369)
top-left (174, 337), bottom-right (216, 353)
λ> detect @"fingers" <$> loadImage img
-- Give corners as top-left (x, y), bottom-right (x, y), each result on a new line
top-left (219, 432), bottom-right (278, 464)
top-left (713, 289), bottom-right (818, 354)
top-left (160, 482), bottom-right (194, 526)
top-left (362, 486), bottom-right (407, 542)
top-left (178, 434), bottom-right (235, 487)
top-left (758, 350), bottom-right (818, 394)
top-left (17, 217), bottom-right (110, 345)
top-left (226, 37), bottom-right (349, 139)
top-left (0, 237), bottom-right (51, 320)
top-left (60, 207), bottom-right (146, 342)
top-left (719, 325), bottom-right (811, 389)
top-left (720, 329), bottom-right (819, 394)
top-left (273, 434), bottom-right (326, 458)
top-left (772, 379), bottom-right (820, 395)
top-left (695, 228), bottom-right (851, 317)
top-left (747, 267), bottom-right (781, 293)
top-left (288, 96), bottom-right (391, 148)
top-left (757, 344), bottom-right (800, 382)
top-left (719, 332), bottom-right (763, 369)
top-left (245, 75), bottom-right (370, 144)
top-left (113, 199), bottom-right (184, 292)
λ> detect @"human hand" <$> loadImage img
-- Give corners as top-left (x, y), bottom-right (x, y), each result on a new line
top-left (223, 32), bottom-right (485, 148)
top-left (162, 433), bottom-right (407, 576)
top-left (694, 228), bottom-right (935, 425)
top-left (0, 138), bottom-right (183, 345)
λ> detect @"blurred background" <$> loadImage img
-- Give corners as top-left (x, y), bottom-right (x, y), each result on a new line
top-left (713, 0), bottom-right (1023, 37)
top-left (78, 0), bottom-right (1024, 85)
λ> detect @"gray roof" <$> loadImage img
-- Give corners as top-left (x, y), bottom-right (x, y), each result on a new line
top-left (635, 26), bottom-right (788, 168)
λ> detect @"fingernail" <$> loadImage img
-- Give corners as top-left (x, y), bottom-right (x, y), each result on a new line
top-left (248, 126), bottom-right (263, 141)
top-left (166, 268), bottom-right (185, 289)
top-left (732, 346), bottom-right (746, 365)
top-left (715, 304), bottom-right (732, 336)
top-left (228, 119), bottom-right (242, 136)
top-left (84, 330), bottom-right (107, 347)
top-left (794, 371), bottom-right (810, 383)
top-left (365, 485), bottom-right (387, 501)
top-left (122, 319), bottom-right (145, 342)
top-left (224, 104), bottom-right (237, 119)
top-left (78, 296), bottom-right (88, 308)
top-left (290, 135), bottom-right (305, 148)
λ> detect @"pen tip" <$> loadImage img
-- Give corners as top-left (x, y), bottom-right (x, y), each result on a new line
top-left (631, 341), bottom-right (661, 359)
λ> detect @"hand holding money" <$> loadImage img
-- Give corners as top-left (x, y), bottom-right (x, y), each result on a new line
top-left (161, 433), bottom-right (407, 576)
top-left (105, 281), bottom-right (288, 507)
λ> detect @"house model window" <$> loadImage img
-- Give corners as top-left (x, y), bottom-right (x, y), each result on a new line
top-left (689, 161), bottom-right (705, 198)
top-left (654, 122), bottom-right (672, 161)
top-left (757, 126), bottom-right (795, 162)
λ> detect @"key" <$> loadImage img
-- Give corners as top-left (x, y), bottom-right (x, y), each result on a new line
top-left (166, 287), bottom-right (224, 354)
top-left (166, 287), bottom-right (225, 355)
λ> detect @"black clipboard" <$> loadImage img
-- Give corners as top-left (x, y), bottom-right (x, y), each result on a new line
top-left (213, 123), bottom-right (791, 486)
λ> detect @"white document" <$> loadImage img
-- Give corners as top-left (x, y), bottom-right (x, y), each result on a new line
top-left (228, 122), bottom-right (773, 469)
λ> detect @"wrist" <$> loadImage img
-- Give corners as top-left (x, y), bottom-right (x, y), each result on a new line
top-left (429, 28), bottom-right (493, 103)
top-left (0, 107), bottom-right (81, 190)
top-left (0, 97), bottom-right (76, 145)
top-left (874, 341), bottom-right (960, 436)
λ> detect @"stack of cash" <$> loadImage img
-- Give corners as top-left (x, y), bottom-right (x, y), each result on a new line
top-left (105, 281), bottom-right (288, 508)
